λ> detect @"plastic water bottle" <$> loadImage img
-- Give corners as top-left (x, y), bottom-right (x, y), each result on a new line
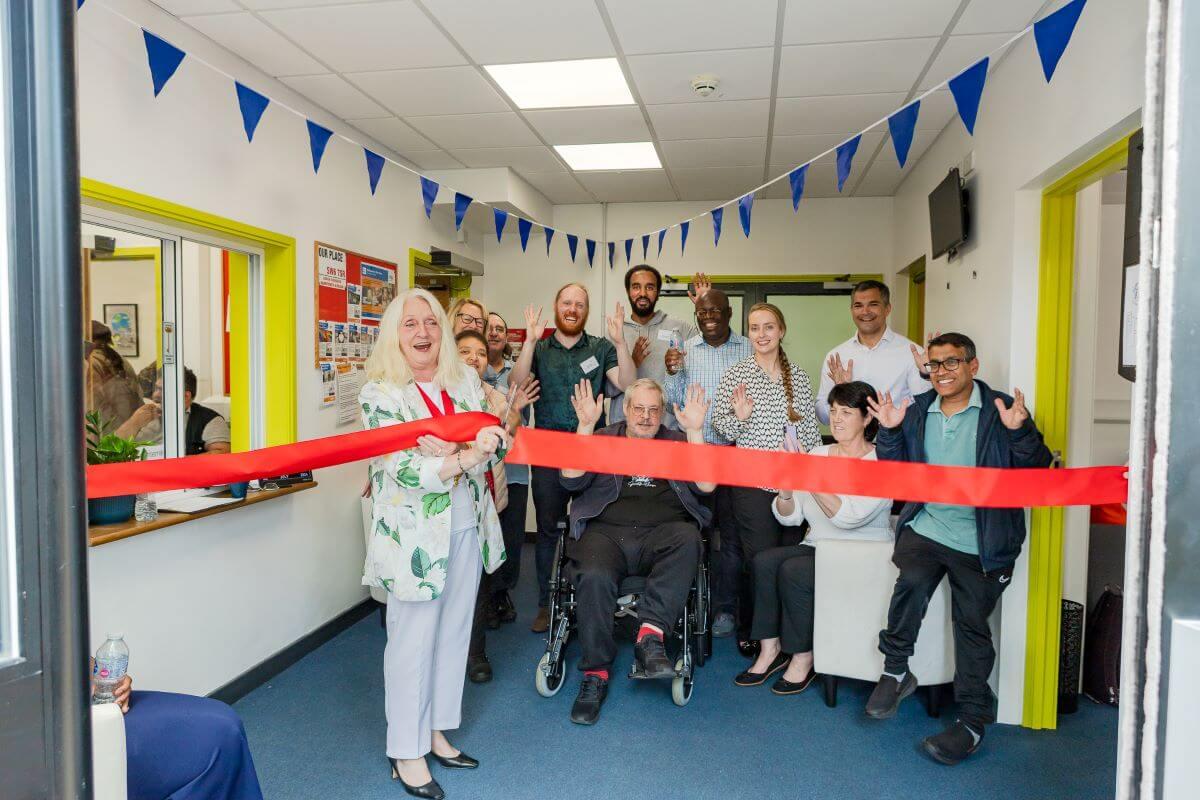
top-left (134, 493), bottom-right (157, 522)
top-left (92, 634), bottom-right (129, 705)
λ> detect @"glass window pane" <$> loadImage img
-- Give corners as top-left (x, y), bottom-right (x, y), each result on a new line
top-left (657, 292), bottom-right (744, 335)
top-left (180, 240), bottom-right (237, 455)
top-left (764, 293), bottom-right (856, 424)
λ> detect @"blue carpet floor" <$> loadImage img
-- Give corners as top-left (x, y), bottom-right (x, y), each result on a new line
top-left (234, 551), bottom-right (1117, 799)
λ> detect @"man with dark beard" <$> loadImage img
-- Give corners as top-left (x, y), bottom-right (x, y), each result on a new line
top-left (608, 265), bottom-right (697, 430)
top-left (511, 283), bottom-right (636, 632)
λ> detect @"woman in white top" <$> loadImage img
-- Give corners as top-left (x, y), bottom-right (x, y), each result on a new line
top-left (734, 381), bottom-right (893, 695)
top-left (359, 288), bottom-right (509, 800)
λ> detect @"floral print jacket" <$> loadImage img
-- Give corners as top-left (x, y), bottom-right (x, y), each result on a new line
top-left (359, 372), bottom-right (505, 601)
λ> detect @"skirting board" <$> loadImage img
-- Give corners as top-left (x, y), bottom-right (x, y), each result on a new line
top-left (208, 599), bottom-right (377, 705)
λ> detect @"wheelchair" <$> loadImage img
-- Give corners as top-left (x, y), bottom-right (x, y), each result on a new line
top-left (534, 525), bottom-right (711, 706)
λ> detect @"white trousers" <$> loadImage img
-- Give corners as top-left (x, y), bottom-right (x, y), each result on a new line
top-left (384, 527), bottom-right (482, 759)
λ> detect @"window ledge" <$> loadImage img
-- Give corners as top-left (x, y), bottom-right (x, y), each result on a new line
top-left (87, 482), bottom-right (318, 547)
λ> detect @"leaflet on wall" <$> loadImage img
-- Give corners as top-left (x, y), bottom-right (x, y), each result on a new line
top-left (333, 321), bottom-right (348, 360)
top-left (336, 362), bottom-right (366, 425)
top-left (320, 362), bottom-right (336, 407)
top-left (318, 320), bottom-right (333, 360)
top-left (361, 262), bottom-right (396, 322)
top-left (347, 283), bottom-right (362, 321)
top-left (351, 323), bottom-right (364, 359)
top-left (317, 244), bottom-right (347, 290)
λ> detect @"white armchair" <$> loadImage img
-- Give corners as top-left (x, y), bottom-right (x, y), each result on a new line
top-left (812, 538), bottom-right (956, 715)
top-left (90, 702), bottom-right (127, 800)
top-left (361, 497), bottom-right (387, 623)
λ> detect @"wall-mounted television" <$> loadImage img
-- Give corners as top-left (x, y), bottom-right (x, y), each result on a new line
top-left (929, 167), bottom-right (969, 259)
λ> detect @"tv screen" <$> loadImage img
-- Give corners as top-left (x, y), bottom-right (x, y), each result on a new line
top-left (929, 168), bottom-right (967, 259)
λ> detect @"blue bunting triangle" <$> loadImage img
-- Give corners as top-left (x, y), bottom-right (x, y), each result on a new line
top-left (1034, 0), bottom-right (1087, 83)
top-left (657, 229), bottom-right (667, 257)
top-left (788, 165), bottom-right (808, 211)
top-left (142, 30), bottom-right (186, 97)
top-left (454, 193), bottom-right (472, 231)
top-left (738, 193), bottom-right (754, 238)
top-left (306, 121), bottom-right (333, 174)
top-left (518, 218), bottom-right (533, 252)
top-left (949, 57), bottom-right (989, 136)
top-left (567, 234), bottom-right (579, 263)
top-left (586, 239), bottom-right (597, 268)
top-left (78, 0), bottom-right (86, 8)
top-left (420, 177), bottom-right (438, 218)
top-left (624, 239), bottom-right (633, 264)
top-left (545, 227), bottom-right (555, 255)
top-left (493, 208), bottom-right (508, 242)
top-left (711, 208), bottom-right (724, 246)
top-left (234, 82), bottom-right (269, 143)
top-left (364, 149), bottom-right (384, 196)
top-left (608, 242), bottom-right (616, 269)
top-left (680, 221), bottom-right (690, 254)
top-left (836, 135), bottom-right (862, 192)
top-left (887, 101), bottom-right (920, 169)
top-left (642, 234), bottom-right (650, 259)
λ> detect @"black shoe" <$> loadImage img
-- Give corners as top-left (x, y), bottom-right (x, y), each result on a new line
top-left (483, 603), bottom-right (501, 630)
top-left (771, 668), bottom-right (817, 696)
top-left (467, 654), bottom-right (492, 684)
top-left (865, 671), bottom-right (919, 719)
top-left (388, 759), bottom-right (445, 800)
top-left (495, 592), bottom-right (517, 624)
top-left (634, 636), bottom-right (676, 679)
top-left (737, 639), bottom-right (761, 659)
top-left (569, 674), bottom-right (609, 725)
top-left (921, 719), bottom-right (984, 765)
top-left (734, 652), bottom-right (789, 686)
top-left (431, 751), bottom-right (479, 769)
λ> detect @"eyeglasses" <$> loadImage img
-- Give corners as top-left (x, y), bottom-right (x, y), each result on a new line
top-left (924, 357), bottom-right (964, 373)
top-left (695, 308), bottom-right (724, 319)
top-left (629, 405), bottom-right (662, 417)
top-left (456, 313), bottom-right (485, 327)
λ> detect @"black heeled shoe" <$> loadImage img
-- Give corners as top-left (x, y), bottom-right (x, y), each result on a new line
top-left (388, 758), bottom-right (445, 799)
top-left (431, 751), bottom-right (479, 770)
top-left (734, 652), bottom-right (789, 686)
top-left (737, 638), bottom-right (761, 659)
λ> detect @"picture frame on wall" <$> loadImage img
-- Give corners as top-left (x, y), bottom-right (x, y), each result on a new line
top-left (103, 303), bottom-right (139, 358)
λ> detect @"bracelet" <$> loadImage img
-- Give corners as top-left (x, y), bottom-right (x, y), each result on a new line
top-left (456, 449), bottom-right (466, 474)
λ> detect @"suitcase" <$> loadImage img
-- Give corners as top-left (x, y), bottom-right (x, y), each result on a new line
top-left (1083, 586), bottom-right (1122, 706)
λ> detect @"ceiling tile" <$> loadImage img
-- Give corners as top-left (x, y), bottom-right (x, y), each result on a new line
top-left (660, 138), bottom-right (766, 170)
top-left (181, 12), bottom-right (325, 77)
top-left (671, 166), bottom-right (763, 202)
top-left (626, 48), bottom-right (775, 104)
top-left (451, 146), bottom-right (566, 172)
top-left (770, 131), bottom-right (885, 171)
top-left (778, 38), bottom-right (939, 96)
top-left (239, 0), bottom-right (364, 8)
top-left (605, 0), bottom-right (780, 55)
top-left (419, 0), bottom-right (614, 64)
top-left (919, 33), bottom-right (1013, 90)
top-left (647, 99), bottom-right (771, 141)
top-left (915, 90), bottom-right (958, 131)
top-left (575, 170), bottom-right (677, 202)
top-left (280, 74), bottom-right (390, 119)
top-left (346, 67), bottom-right (508, 117)
top-left (782, 0), bottom-right (961, 44)
top-left (348, 117), bottom-right (438, 153)
top-left (153, 0), bottom-right (240, 13)
top-left (406, 151), bottom-right (467, 170)
top-left (406, 112), bottom-right (541, 149)
top-left (524, 106), bottom-right (650, 145)
top-left (954, 0), bottom-right (1047, 35)
top-left (519, 171), bottom-right (595, 204)
top-left (774, 92), bottom-right (906, 136)
top-left (261, 2), bottom-right (466, 73)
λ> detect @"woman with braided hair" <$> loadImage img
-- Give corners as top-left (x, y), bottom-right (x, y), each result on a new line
top-left (711, 302), bottom-right (821, 659)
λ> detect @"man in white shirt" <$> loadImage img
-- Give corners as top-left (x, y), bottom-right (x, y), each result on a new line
top-left (816, 280), bottom-right (931, 424)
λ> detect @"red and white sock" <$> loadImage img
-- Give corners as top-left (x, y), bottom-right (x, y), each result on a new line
top-left (637, 623), bottom-right (664, 642)
top-left (584, 669), bottom-right (609, 681)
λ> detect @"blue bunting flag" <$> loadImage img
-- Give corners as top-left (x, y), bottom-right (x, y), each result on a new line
top-left (306, 120), bottom-right (333, 174)
top-left (657, 228), bottom-right (667, 257)
top-left (586, 239), bottom-right (597, 268)
top-left (518, 218), bottom-right (533, 252)
top-left (454, 193), bottom-right (472, 231)
top-left (711, 207), bottom-right (723, 246)
top-left (494, 208), bottom-right (508, 242)
top-left (887, 101), bottom-right (920, 168)
top-left (364, 149), bottom-right (384, 195)
top-left (738, 193), bottom-right (754, 238)
top-left (608, 241), bottom-right (615, 269)
top-left (420, 177), bottom-right (439, 218)
top-left (234, 82), bottom-right (269, 143)
top-left (567, 234), bottom-right (579, 263)
top-left (142, 30), bottom-right (186, 97)
top-left (624, 239), bottom-right (633, 265)
top-left (545, 227), bottom-right (555, 255)
top-left (1034, 0), bottom-right (1087, 83)
top-left (788, 165), bottom-right (808, 211)
top-left (949, 58), bottom-right (989, 136)
top-left (836, 135), bottom-right (862, 192)
top-left (680, 221), bottom-right (690, 254)
top-left (642, 234), bottom-right (650, 259)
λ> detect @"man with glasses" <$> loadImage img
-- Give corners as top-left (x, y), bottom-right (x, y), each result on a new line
top-left (864, 332), bottom-right (1052, 765)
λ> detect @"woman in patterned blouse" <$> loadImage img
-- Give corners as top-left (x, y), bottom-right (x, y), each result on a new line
top-left (711, 302), bottom-right (822, 652)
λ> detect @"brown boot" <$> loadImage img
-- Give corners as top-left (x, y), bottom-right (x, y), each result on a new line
top-left (530, 606), bottom-right (550, 633)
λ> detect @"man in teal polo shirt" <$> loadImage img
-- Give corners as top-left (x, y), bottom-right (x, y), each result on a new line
top-left (511, 283), bottom-right (636, 631)
top-left (864, 332), bottom-right (1052, 765)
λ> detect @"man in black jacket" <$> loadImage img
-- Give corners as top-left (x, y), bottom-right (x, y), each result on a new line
top-left (865, 332), bottom-right (1052, 765)
top-left (560, 378), bottom-right (713, 725)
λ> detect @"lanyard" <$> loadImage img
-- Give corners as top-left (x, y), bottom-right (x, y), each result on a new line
top-left (415, 383), bottom-right (456, 418)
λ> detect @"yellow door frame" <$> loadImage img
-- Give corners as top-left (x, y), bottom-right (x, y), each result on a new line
top-left (80, 179), bottom-right (298, 451)
top-left (1023, 136), bottom-right (1131, 729)
top-left (902, 257), bottom-right (926, 344)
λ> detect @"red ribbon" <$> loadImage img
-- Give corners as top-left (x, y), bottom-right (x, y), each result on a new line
top-left (87, 414), bottom-right (1129, 508)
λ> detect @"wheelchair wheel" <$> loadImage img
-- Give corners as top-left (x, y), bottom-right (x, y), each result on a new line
top-left (671, 658), bottom-right (693, 706)
top-left (535, 652), bottom-right (566, 697)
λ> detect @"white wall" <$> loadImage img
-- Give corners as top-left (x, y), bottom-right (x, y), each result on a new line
top-left (79, 0), bottom-right (494, 695)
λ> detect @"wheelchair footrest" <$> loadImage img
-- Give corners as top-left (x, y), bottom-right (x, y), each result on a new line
top-left (628, 662), bottom-right (682, 680)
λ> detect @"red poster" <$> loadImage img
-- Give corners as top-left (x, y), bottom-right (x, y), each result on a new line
top-left (314, 241), bottom-right (399, 367)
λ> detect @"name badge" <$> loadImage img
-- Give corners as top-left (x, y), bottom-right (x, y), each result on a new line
top-left (657, 328), bottom-right (676, 342)
top-left (579, 355), bottom-right (600, 374)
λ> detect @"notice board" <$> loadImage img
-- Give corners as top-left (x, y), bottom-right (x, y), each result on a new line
top-left (313, 241), bottom-right (399, 369)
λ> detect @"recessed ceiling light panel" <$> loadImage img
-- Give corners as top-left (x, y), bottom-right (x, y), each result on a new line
top-left (485, 58), bottom-right (635, 109)
top-left (554, 142), bottom-right (661, 171)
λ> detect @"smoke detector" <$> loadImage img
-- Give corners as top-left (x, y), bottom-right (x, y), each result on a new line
top-left (691, 74), bottom-right (721, 98)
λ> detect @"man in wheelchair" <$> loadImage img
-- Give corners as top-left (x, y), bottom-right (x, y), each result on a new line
top-left (559, 378), bottom-right (715, 725)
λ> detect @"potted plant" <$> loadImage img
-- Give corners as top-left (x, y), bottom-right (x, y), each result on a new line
top-left (85, 410), bottom-right (150, 525)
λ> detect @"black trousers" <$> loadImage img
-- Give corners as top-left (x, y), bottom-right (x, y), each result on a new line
top-left (878, 528), bottom-right (1013, 727)
top-left (750, 545), bottom-right (816, 653)
top-left (532, 465), bottom-right (573, 608)
top-left (567, 520), bottom-right (701, 672)
top-left (492, 482), bottom-right (528, 594)
top-left (706, 486), bottom-right (740, 617)
top-left (728, 487), bottom-right (789, 636)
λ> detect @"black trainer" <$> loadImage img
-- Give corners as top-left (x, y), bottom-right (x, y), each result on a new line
top-left (569, 674), bottom-right (609, 725)
top-left (495, 592), bottom-right (517, 624)
top-left (634, 636), bottom-right (675, 679)
top-left (921, 719), bottom-right (984, 765)
top-left (865, 671), bottom-right (918, 719)
top-left (467, 653), bottom-right (492, 684)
